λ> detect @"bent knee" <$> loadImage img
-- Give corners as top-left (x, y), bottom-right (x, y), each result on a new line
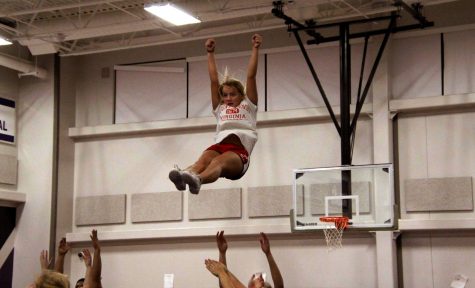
top-left (219, 155), bottom-right (244, 176)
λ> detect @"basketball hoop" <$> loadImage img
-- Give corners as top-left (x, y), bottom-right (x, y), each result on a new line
top-left (319, 216), bottom-right (349, 250)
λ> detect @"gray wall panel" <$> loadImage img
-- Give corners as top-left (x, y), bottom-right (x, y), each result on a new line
top-left (188, 188), bottom-right (241, 220)
top-left (248, 185), bottom-right (303, 217)
top-left (75, 194), bottom-right (126, 226)
top-left (405, 177), bottom-right (473, 212)
top-left (0, 154), bottom-right (17, 185)
top-left (131, 192), bottom-right (183, 223)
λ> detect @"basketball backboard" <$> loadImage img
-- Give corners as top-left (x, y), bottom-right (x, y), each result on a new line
top-left (291, 163), bottom-right (395, 231)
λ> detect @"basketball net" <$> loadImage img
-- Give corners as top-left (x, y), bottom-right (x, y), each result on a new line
top-left (320, 216), bottom-right (349, 250)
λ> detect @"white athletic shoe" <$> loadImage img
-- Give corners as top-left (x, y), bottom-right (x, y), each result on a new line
top-left (182, 170), bottom-right (201, 195)
top-left (169, 165), bottom-right (186, 191)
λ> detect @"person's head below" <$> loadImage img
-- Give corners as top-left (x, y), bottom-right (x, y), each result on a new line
top-left (219, 78), bottom-right (245, 107)
top-left (248, 273), bottom-right (272, 288)
top-left (75, 278), bottom-right (85, 288)
top-left (34, 270), bottom-right (70, 288)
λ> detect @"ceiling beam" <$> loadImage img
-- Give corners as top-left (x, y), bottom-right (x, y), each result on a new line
top-left (0, 0), bottom-right (124, 17)
top-left (0, 52), bottom-right (48, 79)
top-left (15, 19), bottom-right (161, 43)
top-left (0, 23), bottom-right (18, 35)
top-left (13, 5), bottom-right (272, 44)
top-left (61, 22), bottom-right (284, 56)
top-left (106, 2), bottom-right (144, 20)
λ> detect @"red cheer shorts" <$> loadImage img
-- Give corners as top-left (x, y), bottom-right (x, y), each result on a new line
top-left (205, 143), bottom-right (250, 179)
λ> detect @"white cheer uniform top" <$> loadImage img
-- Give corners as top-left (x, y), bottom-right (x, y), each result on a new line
top-left (212, 96), bottom-right (258, 155)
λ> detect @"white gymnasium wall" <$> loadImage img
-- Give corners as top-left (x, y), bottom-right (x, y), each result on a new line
top-left (65, 26), bottom-right (475, 288)
top-left (0, 58), bottom-right (19, 103)
top-left (55, 56), bottom-right (78, 275)
top-left (0, 44), bottom-right (28, 160)
top-left (398, 111), bottom-right (475, 220)
top-left (395, 29), bottom-right (475, 288)
top-left (72, 119), bottom-right (373, 233)
top-left (13, 55), bottom-right (56, 288)
top-left (390, 34), bottom-right (442, 99)
top-left (69, 235), bottom-right (376, 288)
top-left (114, 39), bottom-right (374, 122)
top-left (68, 30), bottom-right (379, 288)
top-left (389, 27), bottom-right (475, 99)
top-left (115, 60), bottom-right (187, 123)
top-left (70, 117), bottom-right (375, 287)
top-left (0, 53), bottom-right (19, 160)
top-left (398, 110), bottom-right (475, 287)
top-left (402, 233), bottom-right (475, 288)
top-left (267, 42), bottom-right (374, 111)
top-left (74, 29), bottom-right (295, 127)
top-left (444, 28), bottom-right (475, 95)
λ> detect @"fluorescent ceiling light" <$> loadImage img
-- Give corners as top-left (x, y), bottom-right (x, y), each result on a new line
top-left (145, 3), bottom-right (201, 26)
top-left (0, 37), bottom-right (12, 46)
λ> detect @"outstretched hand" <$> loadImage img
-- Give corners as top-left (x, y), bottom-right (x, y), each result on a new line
top-left (40, 250), bottom-right (52, 270)
top-left (58, 238), bottom-right (70, 256)
top-left (252, 34), bottom-right (262, 49)
top-left (259, 232), bottom-right (271, 255)
top-left (90, 229), bottom-right (100, 250)
top-left (249, 273), bottom-right (265, 287)
top-left (216, 230), bottom-right (228, 254)
top-left (81, 249), bottom-right (92, 267)
top-left (205, 259), bottom-right (227, 277)
top-left (206, 38), bottom-right (216, 53)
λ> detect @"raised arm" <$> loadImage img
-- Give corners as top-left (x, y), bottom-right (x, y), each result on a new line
top-left (206, 38), bottom-right (221, 110)
top-left (259, 232), bottom-right (284, 288)
top-left (216, 231), bottom-right (228, 288)
top-left (88, 229), bottom-right (102, 288)
top-left (205, 259), bottom-right (234, 288)
top-left (54, 237), bottom-right (70, 273)
top-left (216, 231), bottom-right (228, 266)
top-left (81, 248), bottom-right (93, 288)
top-left (246, 34), bottom-right (262, 106)
top-left (205, 259), bottom-right (246, 288)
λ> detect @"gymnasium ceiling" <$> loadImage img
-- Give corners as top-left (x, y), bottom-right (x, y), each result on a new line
top-left (0, 0), bottom-right (472, 56)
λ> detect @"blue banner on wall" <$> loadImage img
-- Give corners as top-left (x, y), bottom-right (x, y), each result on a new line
top-left (0, 97), bottom-right (15, 144)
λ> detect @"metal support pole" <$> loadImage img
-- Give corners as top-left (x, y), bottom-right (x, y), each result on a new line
top-left (293, 30), bottom-right (341, 135)
top-left (307, 22), bottom-right (433, 45)
top-left (272, 0), bottom-right (433, 226)
top-left (351, 16), bottom-right (396, 133)
top-left (340, 24), bottom-right (352, 218)
top-left (394, 0), bottom-right (428, 25)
